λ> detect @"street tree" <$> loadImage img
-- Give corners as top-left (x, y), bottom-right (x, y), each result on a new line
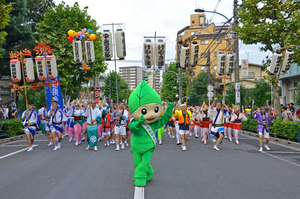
top-left (103, 71), bottom-right (131, 103)
top-left (0, 0), bottom-right (13, 58)
top-left (225, 83), bottom-right (248, 107)
top-left (236, 0), bottom-right (300, 119)
top-left (37, 1), bottom-right (107, 96)
top-left (0, 0), bottom-right (34, 79)
top-left (161, 62), bottom-right (187, 102)
top-left (250, 80), bottom-right (271, 108)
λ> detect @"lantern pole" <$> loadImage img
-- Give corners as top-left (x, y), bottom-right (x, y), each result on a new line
top-left (112, 23), bottom-right (119, 107)
top-left (20, 54), bottom-right (29, 120)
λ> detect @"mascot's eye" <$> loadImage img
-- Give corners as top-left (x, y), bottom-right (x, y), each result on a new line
top-left (141, 109), bottom-right (147, 115)
top-left (154, 107), bottom-right (159, 113)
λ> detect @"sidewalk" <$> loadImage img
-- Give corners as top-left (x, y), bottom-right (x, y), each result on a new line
top-left (0, 130), bottom-right (43, 144)
top-left (241, 130), bottom-right (300, 150)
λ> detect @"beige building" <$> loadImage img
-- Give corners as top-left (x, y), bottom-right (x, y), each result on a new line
top-left (119, 66), bottom-right (143, 91)
top-left (0, 77), bottom-right (16, 103)
top-left (176, 13), bottom-right (234, 76)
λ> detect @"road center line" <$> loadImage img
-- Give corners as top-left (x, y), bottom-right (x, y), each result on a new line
top-left (134, 186), bottom-right (144, 199)
top-left (1, 145), bottom-right (39, 147)
top-left (0, 145), bottom-right (38, 160)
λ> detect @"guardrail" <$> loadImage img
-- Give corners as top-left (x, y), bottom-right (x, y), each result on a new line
top-left (242, 119), bottom-right (300, 143)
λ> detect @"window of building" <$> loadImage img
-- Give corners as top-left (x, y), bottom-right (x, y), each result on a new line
top-left (191, 31), bottom-right (197, 35)
top-left (201, 53), bottom-right (208, 58)
top-left (214, 52), bottom-right (218, 57)
top-left (201, 40), bottom-right (209, 45)
top-left (192, 20), bottom-right (194, 24)
top-left (214, 39), bottom-right (222, 44)
top-left (199, 17), bottom-right (204, 24)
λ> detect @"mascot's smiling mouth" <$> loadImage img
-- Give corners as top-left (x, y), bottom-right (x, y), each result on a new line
top-left (147, 118), bottom-right (155, 121)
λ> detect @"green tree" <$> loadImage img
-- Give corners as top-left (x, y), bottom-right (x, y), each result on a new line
top-left (37, 1), bottom-right (107, 96)
top-left (18, 85), bottom-right (46, 113)
top-left (188, 71), bottom-right (214, 106)
top-left (103, 71), bottom-right (131, 103)
top-left (236, 0), bottom-right (300, 119)
top-left (251, 80), bottom-right (271, 108)
top-left (225, 83), bottom-right (248, 107)
top-left (0, 0), bottom-right (13, 57)
top-left (0, 0), bottom-right (34, 78)
top-left (161, 62), bottom-right (187, 102)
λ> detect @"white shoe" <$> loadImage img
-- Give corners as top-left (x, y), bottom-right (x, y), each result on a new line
top-left (204, 140), bottom-right (207, 145)
top-left (126, 143), bottom-right (129, 147)
top-left (168, 131), bottom-right (170, 135)
top-left (225, 136), bottom-right (228, 139)
top-left (98, 138), bottom-right (101, 142)
top-left (57, 142), bottom-right (61, 149)
top-left (169, 134), bottom-right (172, 138)
top-left (201, 138), bottom-right (204, 142)
top-left (116, 145), bottom-right (120, 151)
top-left (125, 140), bottom-right (127, 144)
top-left (259, 148), bottom-right (263, 152)
top-left (120, 141), bottom-right (123, 145)
top-left (104, 144), bottom-right (107, 147)
top-left (62, 135), bottom-right (65, 139)
top-left (235, 140), bottom-right (239, 145)
top-left (78, 140), bottom-right (82, 145)
top-left (182, 146), bottom-right (186, 151)
top-left (69, 137), bottom-right (72, 142)
top-left (172, 136), bottom-right (175, 139)
top-left (159, 140), bottom-right (162, 145)
top-left (64, 133), bottom-right (68, 136)
top-left (181, 145), bottom-right (183, 149)
top-left (107, 141), bottom-right (110, 146)
top-left (228, 138), bottom-right (232, 142)
top-left (94, 146), bottom-right (98, 151)
top-left (86, 145), bottom-right (90, 150)
top-left (53, 146), bottom-right (58, 151)
top-left (211, 138), bottom-right (216, 143)
top-left (264, 145), bottom-right (270, 151)
top-left (82, 137), bottom-right (85, 141)
top-left (110, 140), bottom-right (113, 144)
top-left (47, 142), bottom-right (53, 146)
top-left (213, 146), bottom-right (220, 151)
top-left (75, 142), bottom-right (78, 146)
top-left (27, 147), bottom-right (33, 152)
top-left (121, 143), bottom-right (125, 149)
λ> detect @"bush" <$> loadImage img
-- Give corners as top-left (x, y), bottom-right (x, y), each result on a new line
top-left (0, 119), bottom-right (24, 137)
top-left (242, 117), bottom-right (300, 141)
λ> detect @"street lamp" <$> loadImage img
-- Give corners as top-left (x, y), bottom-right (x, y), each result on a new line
top-left (194, 9), bottom-right (229, 21)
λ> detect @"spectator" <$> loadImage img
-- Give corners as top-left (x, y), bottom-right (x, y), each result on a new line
top-left (281, 106), bottom-right (293, 121)
top-left (4, 104), bottom-right (9, 119)
top-left (8, 105), bottom-right (17, 119)
top-left (289, 103), bottom-right (295, 113)
top-left (0, 108), bottom-right (4, 121)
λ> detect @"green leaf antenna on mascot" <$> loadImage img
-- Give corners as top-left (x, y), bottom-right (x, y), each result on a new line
top-left (128, 80), bottom-right (174, 187)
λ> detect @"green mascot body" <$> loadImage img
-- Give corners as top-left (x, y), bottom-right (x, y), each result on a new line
top-left (128, 80), bottom-right (174, 187)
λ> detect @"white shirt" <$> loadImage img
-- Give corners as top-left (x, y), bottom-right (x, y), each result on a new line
top-left (84, 106), bottom-right (101, 125)
top-left (48, 108), bottom-right (67, 124)
top-left (208, 107), bottom-right (229, 132)
top-left (230, 112), bottom-right (247, 122)
top-left (73, 109), bottom-right (83, 116)
top-left (38, 107), bottom-right (45, 116)
top-left (22, 110), bottom-right (37, 129)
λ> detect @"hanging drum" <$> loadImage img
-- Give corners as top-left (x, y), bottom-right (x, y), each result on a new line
top-left (115, 29), bottom-right (126, 60)
top-left (10, 59), bottom-right (22, 82)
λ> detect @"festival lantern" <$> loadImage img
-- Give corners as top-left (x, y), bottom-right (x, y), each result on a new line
top-left (180, 44), bottom-right (189, 70)
top-left (10, 59), bottom-right (22, 82)
top-left (282, 47), bottom-right (294, 72)
top-left (23, 58), bottom-right (35, 82)
top-left (190, 41), bottom-right (199, 67)
top-left (155, 39), bottom-right (165, 69)
top-left (102, 30), bottom-right (113, 60)
top-left (143, 39), bottom-right (153, 68)
top-left (115, 29), bottom-right (126, 60)
top-left (269, 50), bottom-right (283, 75)
top-left (225, 51), bottom-right (235, 74)
top-left (36, 56), bottom-right (47, 80)
top-left (85, 40), bottom-right (95, 63)
top-left (216, 51), bottom-right (226, 75)
top-left (46, 55), bottom-right (57, 79)
top-left (73, 40), bottom-right (83, 63)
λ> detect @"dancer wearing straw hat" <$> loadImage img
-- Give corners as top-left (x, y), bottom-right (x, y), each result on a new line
top-left (199, 102), bottom-right (210, 145)
top-left (230, 105), bottom-right (247, 145)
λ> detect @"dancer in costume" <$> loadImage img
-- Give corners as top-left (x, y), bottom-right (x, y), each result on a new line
top-left (128, 80), bottom-right (174, 187)
top-left (208, 98), bottom-right (230, 151)
top-left (231, 105), bottom-right (247, 145)
top-left (66, 100), bottom-right (75, 143)
top-left (49, 101), bottom-right (67, 151)
top-left (253, 107), bottom-right (273, 151)
top-left (125, 107), bottom-right (132, 147)
top-left (200, 103), bottom-right (210, 145)
top-left (109, 107), bottom-right (116, 145)
top-left (111, 102), bottom-right (128, 151)
top-left (102, 113), bottom-right (111, 147)
top-left (38, 104), bottom-right (46, 135)
top-left (193, 106), bottom-right (201, 138)
top-left (81, 101), bottom-right (88, 141)
top-left (84, 100), bottom-right (101, 151)
top-left (173, 104), bottom-right (193, 151)
top-left (174, 101), bottom-right (182, 145)
top-left (22, 102), bottom-right (38, 152)
top-left (73, 100), bottom-right (83, 146)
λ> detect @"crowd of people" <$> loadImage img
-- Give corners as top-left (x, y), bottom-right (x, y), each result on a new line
top-left (0, 100), bottom-right (18, 121)
top-left (18, 97), bottom-right (283, 153)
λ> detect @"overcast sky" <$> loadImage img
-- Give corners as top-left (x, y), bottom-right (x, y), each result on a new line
top-left (54, 0), bottom-right (270, 72)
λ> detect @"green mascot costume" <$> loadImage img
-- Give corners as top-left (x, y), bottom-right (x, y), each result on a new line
top-left (128, 80), bottom-right (174, 187)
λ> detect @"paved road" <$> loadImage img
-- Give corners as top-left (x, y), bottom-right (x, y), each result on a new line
top-left (1, 132), bottom-right (300, 199)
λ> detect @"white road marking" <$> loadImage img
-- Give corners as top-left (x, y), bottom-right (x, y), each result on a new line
top-left (1, 145), bottom-right (39, 147)
top-left (0, 145), bottom-right (38, 160)
top-left (265, 151), bottom-right (300, 154)
top-left (134, 186), bottom-right (144, 199)
top-left (242, 144), bottom-right (300, 168)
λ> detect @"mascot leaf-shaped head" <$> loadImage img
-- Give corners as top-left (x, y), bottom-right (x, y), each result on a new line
top-left (128, 80), bottom-right (162, 124)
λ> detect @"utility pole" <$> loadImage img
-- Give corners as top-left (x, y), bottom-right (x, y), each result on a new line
top-left (233, 0), bottom-right (240, 110)
top-left (176, 40), bottom-right (183, 103)
top-left (109, 79), bottom-right (111, 100)
top-left (207, 49), bottom-right (211, 84)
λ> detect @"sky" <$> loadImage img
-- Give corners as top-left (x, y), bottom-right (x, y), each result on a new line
top-left (54, 0), bottom-right (270, 73)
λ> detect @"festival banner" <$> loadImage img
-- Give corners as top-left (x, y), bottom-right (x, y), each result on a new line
top-left (46, 74), bottom-right (63, 110)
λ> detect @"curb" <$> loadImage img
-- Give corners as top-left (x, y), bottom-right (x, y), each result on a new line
top-left (0, 130), bottom-right (42, 144)
top-left (241, 130), bottom-right (300, 150)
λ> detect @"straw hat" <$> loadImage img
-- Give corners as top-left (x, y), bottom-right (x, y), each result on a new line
top-left (202, 102), bottom-right (208, 111)
top-left (176, 101), bottom-right (181, 110)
